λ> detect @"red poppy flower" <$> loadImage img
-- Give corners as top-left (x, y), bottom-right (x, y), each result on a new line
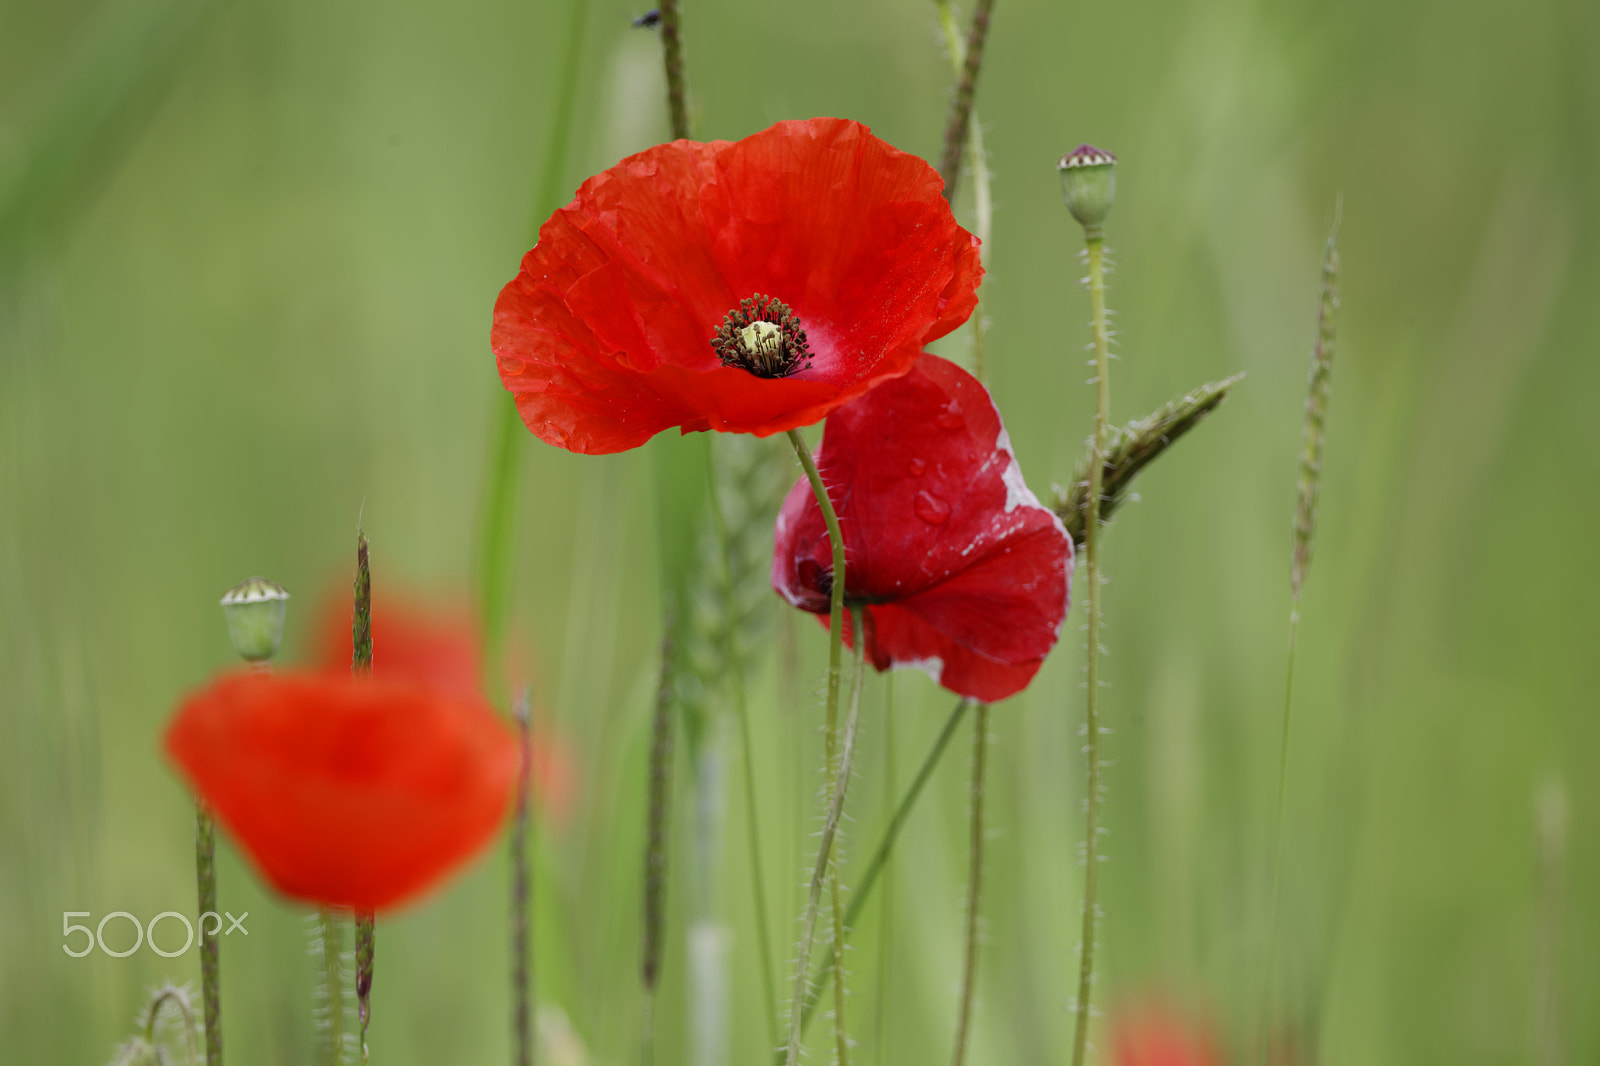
top-left (310, 590), bottom-right (577, 826)
top-left (492, 117), bottom-right (983, 454)
top-left (771, 353), bottom-right (1072, 702)
top-left (165, 670), bottom-right (518, 912)
top-left (1112, 1006), bottom-right (1222, 1066)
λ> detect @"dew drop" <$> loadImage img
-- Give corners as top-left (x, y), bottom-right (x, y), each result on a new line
top-left (935, 403), bottom-right (964, 430)
top-left (908, 458), bottom-right (927, 477)
top-left (500, 357), bottom-right (526, 375)
top-left (914, 490), bottom-right (951, 524)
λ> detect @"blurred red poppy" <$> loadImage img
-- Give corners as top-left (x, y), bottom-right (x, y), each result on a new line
top-left (165, 670), bottom-right (518, 912)
top-left (492, 117), bottom-right (983, 454)
top-left (1113, 1006), bottom-right (1222, 1066)
top-left (771, 353), bottom-right (1072, 702)
top-left (310, 590), bottom-right (575, 825)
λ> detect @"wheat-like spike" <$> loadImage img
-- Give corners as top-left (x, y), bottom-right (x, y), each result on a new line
top-left (1053, 374), bottom-right (1244, 547)
top-left (1292, 215), bottom-right (1341, 605)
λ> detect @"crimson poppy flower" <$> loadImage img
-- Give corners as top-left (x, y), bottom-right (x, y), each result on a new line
top-left (310, 590), bottom-right (577, 826)
top-left (492, 117), bottom-right (983, 454)
top-left (771, 353), bottom-right (1072, 702)
top-left (165, 670), bottom-right (518, 912)
top-left (1112, 1006), bottom-right (1222, 1066)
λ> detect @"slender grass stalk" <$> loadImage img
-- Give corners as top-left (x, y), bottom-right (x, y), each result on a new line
top-left (657, 0), bottom-right (690, 140)
top-left (785, 698), bottom-right (971, 1056)
top-left (1260, 211), bottom-right (1340, 1064)
top-left (1070, 228), bottom-right (1114, 1066)
top-left (641, 620), bottom-right (677, 1063)
top-left (782, 428), bottom-right (851, 1066)
top-left (950, 702), bottom-right (989, 1066)
top-left (510, 689), bottom-right (534, 1066)
top-left (936, 0), bottom-right (996, 201)
top-left (933, 0), bottom-right (994, 382)
top-left (350, 533), bottom-right (374, 1066)
top-left (195, 803), bottom-right (221, 1066)
top-left (476, 0), bottom-right (588, 691)
top-left (705, 457), bottom-right (781, 1049)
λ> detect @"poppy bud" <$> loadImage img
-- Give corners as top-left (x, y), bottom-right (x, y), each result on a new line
top-left (220, 576), bottom-right (289, 663)
top-left (1057, 144), bottom-right (1117, 237)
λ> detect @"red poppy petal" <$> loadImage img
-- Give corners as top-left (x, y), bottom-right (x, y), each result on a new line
top-left (772, 353), bottom-right (1072, 701)
top-left (831, 605), bottom-right (1048, 703)
top-left (165, 671), bottom-right (518, 912)
top-left (493, 118), bottom-right (982, 453)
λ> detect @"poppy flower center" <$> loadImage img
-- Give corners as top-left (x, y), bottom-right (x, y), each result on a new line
top-left (710, 294), bottom-right (813, 379)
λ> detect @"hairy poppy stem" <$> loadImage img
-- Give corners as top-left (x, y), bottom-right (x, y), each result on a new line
top-left (1070, 231), bottom-right (1112, 1066)
top-left (936, 0), bottom-right (996, 202)
top-left (782, 698), bottom-right (970, 1059)
top-left (950, 701), bottom-right (989, 1066)
top-left (873, 675), bottom-right (896, 1066)
top-left (782, 428), bottom-right (850, 1066)
top-left (510, 689), bottom-right (534, 1066)
top-left (195, 803), bottom-right (221, 1066)
top-left (319, 909), bottom-right (345, 1066)
top-left (657, 0), bottom-right (690, 140)
top-left (1260, 210), bottom-right (1339, 1065)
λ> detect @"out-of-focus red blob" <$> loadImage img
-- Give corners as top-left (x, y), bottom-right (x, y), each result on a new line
top-left (771, 353), bottom-right (1073, 702)
top-left (165, 670), bottom-right (518, 912)
top-left (1113, 1005), bottom-right (1223, 1066)
top-left (492, 117), bottom-right (983, 454)
top-left (311, 590), bottom-right (576, 825)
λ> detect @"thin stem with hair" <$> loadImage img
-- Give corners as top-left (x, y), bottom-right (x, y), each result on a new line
top-left (782, 428), bottom-right (850, 1066)
top-left (950, 702), bottom-right (989, 1066)
top-left (873, 674), bottom-right (896, 1066)
top-left (641, 619), bottom-right (677, 1064)
top-left (783, 698), bottom-right (971, 1057)
top-left (1070, 229), bottom-right (1113, 1066)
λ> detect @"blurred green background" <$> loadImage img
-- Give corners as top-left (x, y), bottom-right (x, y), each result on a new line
top-left (3, 0), bottom-right (1596, 1062)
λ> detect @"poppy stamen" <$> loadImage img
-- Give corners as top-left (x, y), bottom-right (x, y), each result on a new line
top-left (711, 294), bottom-right (813, 378)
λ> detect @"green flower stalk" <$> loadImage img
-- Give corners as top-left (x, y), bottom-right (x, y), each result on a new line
top-left (109, 983), bottom-right (200, 1066)
top-left (1059, 142), bottom-right (1116, 1066)
top-left (200, 575), bottom-right (289, 1066)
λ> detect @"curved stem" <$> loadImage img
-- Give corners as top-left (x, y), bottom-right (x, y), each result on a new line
top-left (951, 703), bottom-right (989, 1066)
top-left (1070, 234), bottom-right (1112, 1066)
top-left (783, 428), bottom-right (850, 1066)
top-left (784, 698), bottom-right (971, 1057)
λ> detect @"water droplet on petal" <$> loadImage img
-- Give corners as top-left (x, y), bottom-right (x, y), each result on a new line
top-left (914, 490), bottom-right (951, 524)
top-left (908, 458), bottom-right (926, 477)
top-left (935, 403), bottom-right (964, 430)
top-left (500, 357), bottom-right (526, 375)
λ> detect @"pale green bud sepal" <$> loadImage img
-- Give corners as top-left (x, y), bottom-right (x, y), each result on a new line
top-left (220, 576), bottom-right (289, 663)
top-left (1058, 144), bottom-right (1117, 238)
